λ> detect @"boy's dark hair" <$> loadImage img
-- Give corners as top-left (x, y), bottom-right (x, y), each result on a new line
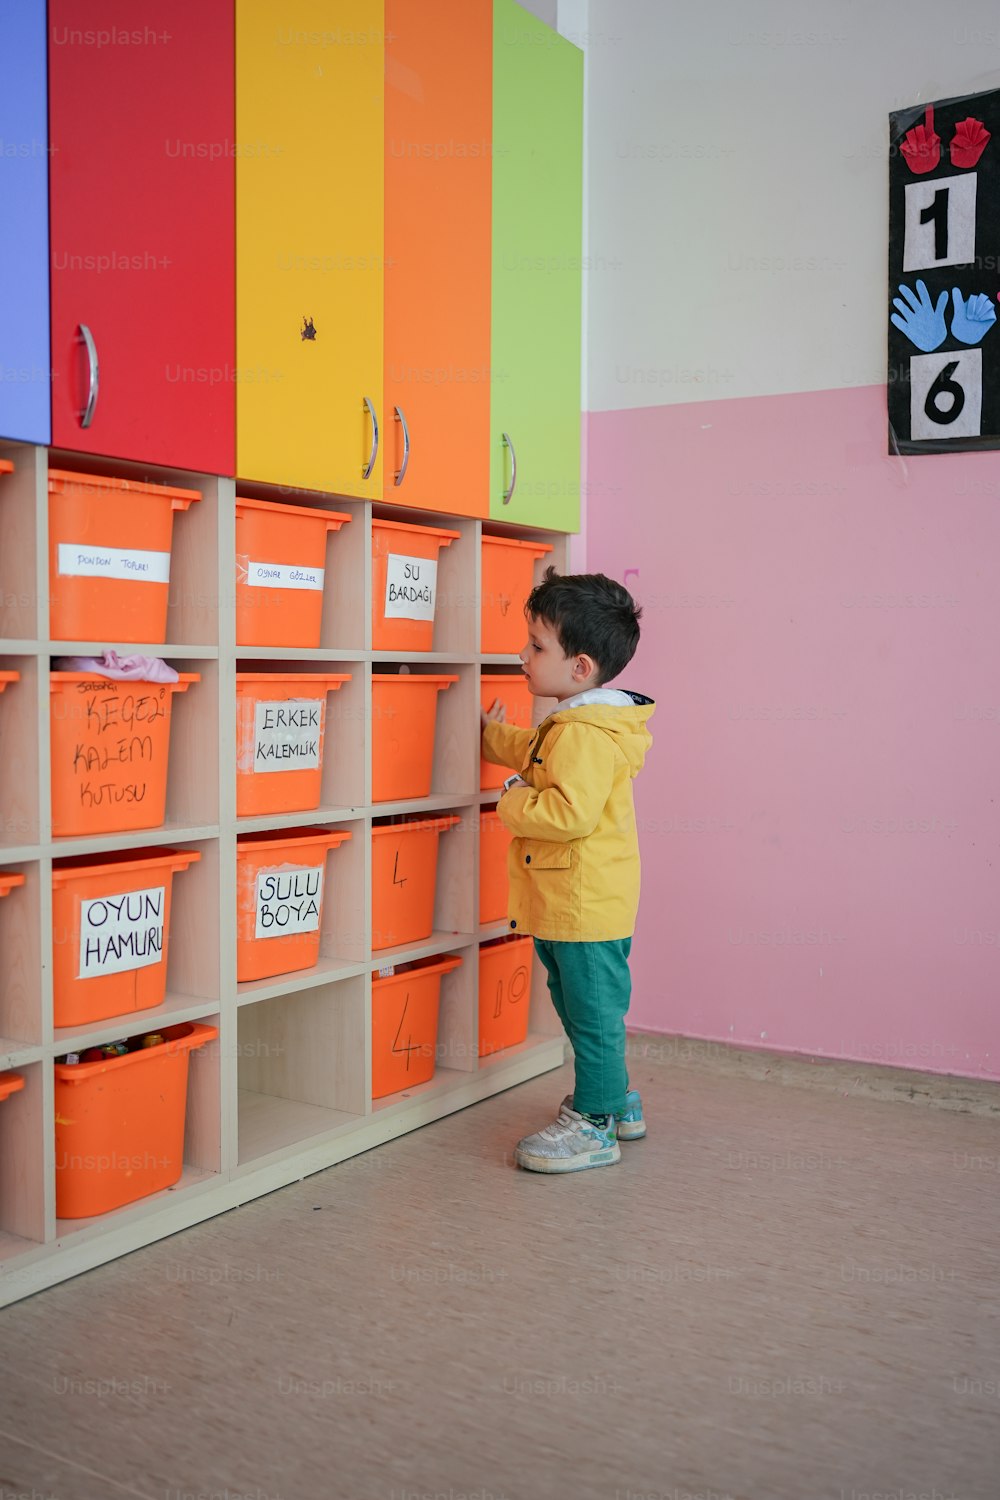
top-left (525, 567), bottom-right (642, 684)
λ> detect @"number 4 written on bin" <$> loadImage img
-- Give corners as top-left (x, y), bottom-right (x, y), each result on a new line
top-left (392, 994), bottom-right (419, 1071)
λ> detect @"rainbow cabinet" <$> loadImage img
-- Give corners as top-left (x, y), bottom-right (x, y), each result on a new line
top-left (48, 1), bottom-right (236, 474)
top-left (236, 0), bottom-right (385, 499)
top-left (0, 1), bottom-right (50, 446)
top-left (382, 1), bottom-right (492, 517)
top-left (490, 0), bottom-right (583, 531)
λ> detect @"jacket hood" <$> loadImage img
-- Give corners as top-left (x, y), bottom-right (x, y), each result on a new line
top-left (547, 689), bottom-right (654, 775)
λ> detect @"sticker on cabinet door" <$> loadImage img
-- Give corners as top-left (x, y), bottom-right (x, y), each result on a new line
top-left (242, 559), bottom-right (325, 590)
top-left (58, 544), bottom-right (171, 584)
top-left (301, 316), bottom-right (317, 341)
top-left (78, 886), bottom-right (165, 978)
top-left (255, 866), bottom-right (324, 937)
top-left (253, 700), bottom-right (323, 772)
top-left (385, 554), bottom-right (438, 620)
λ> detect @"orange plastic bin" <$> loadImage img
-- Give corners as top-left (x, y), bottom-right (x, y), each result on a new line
top-left (0, 459), bottom-right (12, 478)
top-left (52, 847), bottom-right (200, 1029)
top-left (0, 871), bottom-right (26, 901)
top-left (236, 828), bottom-right (352, 983)
top-left (48, 469), bottom-right (201, 644)
top-left (478, 935), bottom-right (533, 1056)
top-left (479, 809), bottom-right (512, 925)
top-left (54, 1020), bottom-right (218, 1218)
top-left (372, 673), bottom-right (457, 802)
top-left (0, 1071), bottom-right (24, 1103)
top-left (50, 672), bottom-right (198, 837)
top-left (481, 535), bottom-right (553, 654)
top-left (480, 673), bottom-right (534, 790)
top-left (372, 517), bottom-right (460, 652)
top-left (236, 673), bottom-right (351, 817)
top-left (0, 670), bottom-right (18, 695)
top-left (371, 954), bottom-right (462, 1099)
top-left (371, 815), bottom-right (460, 951)
top-left (235, 496), bottom-right (351, 648)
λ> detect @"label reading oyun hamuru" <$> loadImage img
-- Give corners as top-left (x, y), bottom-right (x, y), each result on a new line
top-left (78, 885), bottom-right (166, 978)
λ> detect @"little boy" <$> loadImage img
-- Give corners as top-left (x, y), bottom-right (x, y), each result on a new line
top-left (481, 568), bottom-right (654, 1173)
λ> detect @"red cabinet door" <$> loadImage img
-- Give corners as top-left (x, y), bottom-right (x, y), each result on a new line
top-left (49, 3), bottom-right (234, 473)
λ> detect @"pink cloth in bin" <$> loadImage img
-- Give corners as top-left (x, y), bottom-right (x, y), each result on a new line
top-left (52, 650), bottom-right (179, 683)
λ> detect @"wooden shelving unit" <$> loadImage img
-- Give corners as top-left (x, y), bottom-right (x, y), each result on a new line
top-left (0, 438), bottom-right (568, 1306)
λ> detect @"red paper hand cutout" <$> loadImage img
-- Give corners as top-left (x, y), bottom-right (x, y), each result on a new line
top-left (950, 117), bottom-right (990, 169)
top-left (901, 105), bottom-right (941, 175)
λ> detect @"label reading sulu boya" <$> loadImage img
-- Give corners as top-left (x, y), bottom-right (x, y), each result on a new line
top-left (384, 553), bottom-right (437, 621)
top-left (79, 885), bottom-right (165, 978)
top-left (255, 865), bottom-right (324, 938)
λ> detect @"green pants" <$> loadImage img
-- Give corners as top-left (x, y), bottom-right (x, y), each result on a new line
top-left (533, 937), bottom-right (632, 1118)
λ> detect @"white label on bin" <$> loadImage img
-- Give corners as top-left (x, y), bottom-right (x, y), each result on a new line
top-left (245, 559), bottom-right (325, 590)
top-left (78, 885), bottom-right (165, 978)
top-left (253, 699), bottom-right (323, 773)
top-left (58, 543), bottom-right (171, 584)
top-left (255, 865), bottom-right (324, 938)
top-left (384, 553), bottom-right (437, 621)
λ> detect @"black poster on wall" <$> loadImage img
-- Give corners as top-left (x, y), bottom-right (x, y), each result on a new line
top-left (888, 87), bottom-right (1000, 453)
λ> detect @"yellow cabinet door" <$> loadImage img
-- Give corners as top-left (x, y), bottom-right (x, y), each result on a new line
top-left (237, 1), bottom-right (384, 497)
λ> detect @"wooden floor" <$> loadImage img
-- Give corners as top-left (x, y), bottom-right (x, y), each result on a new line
top-left (2, 1038), bottom-right (999, 1500)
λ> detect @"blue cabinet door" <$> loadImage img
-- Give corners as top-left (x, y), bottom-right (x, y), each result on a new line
top-left (0, 0), bottom-right (50, 444)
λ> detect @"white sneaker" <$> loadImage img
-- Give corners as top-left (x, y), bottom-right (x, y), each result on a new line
top-left (560, 1091), bottom-right (646, 1141)
top-left (514, 1102), bottom-right (621, 1174)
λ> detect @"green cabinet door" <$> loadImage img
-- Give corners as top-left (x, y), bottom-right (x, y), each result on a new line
top-left (490, 0), bottom-right (582, 530)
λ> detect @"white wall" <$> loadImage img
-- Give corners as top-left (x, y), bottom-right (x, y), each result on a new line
top-left (570, 0), bottom-right (1000, 411)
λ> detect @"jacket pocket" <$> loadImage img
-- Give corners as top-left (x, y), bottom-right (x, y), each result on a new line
top-left (521, 841), bottom-right (573, 870)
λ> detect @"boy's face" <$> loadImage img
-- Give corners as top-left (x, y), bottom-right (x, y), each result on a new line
top-left (519, 614), bottom-right (597, 702)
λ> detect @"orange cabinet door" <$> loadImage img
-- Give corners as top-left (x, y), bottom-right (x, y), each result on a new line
top-left (383, 0), bottom-right (492, 515)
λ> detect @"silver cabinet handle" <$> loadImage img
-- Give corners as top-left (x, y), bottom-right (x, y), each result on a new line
top-left (362, 395), bottom-right (379, 479)
top-left (77, 324), bottom-right (99, 428)
top-left (393, 404), bottom-right (410, 487)
top-left (502, 430), bottom-right (517, 504)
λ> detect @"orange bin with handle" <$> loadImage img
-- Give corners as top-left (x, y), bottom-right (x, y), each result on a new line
top-left (371, 954), bottom-right (462, 1099)
top-left (371, 815), bottom-right (460, 951)
top-left (372, 517), bottom-right (460, 651)
top-left (0, 871), bottom-right (25, 901)
top-left (372, 673), bottom-right (457, 802)
top-left (235, 496), bottom-right (351, 648)
top-left (236, 673), bottom-right (351, 816)
top-left (481, 535), bottom-right (553, 654)
top-left (479, 809), bottom-right (512, 925)
top-left (236, 828), bottom-right (352, 983)
top-left (480, 673), bottom-right (534, 791)
top-left (54, 1020), bottom-right (218, 1219)
top-left (49, 672), bottom-right (198, 837)
top-left (48, 469), bottom-right (201, 643)
top-left (478, 935), bottom-right (533, 1056)
top-left (51, 847), bottom-right (200, 1029)
top-left (0, 1071), bottom-right (24, 1104)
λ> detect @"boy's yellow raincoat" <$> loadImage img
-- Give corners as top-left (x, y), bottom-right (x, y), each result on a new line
top-left (482, 693), bottom-right (654, 942)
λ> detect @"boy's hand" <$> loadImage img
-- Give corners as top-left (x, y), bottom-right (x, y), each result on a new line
top-left (480, 698), bottom-right (507, 730)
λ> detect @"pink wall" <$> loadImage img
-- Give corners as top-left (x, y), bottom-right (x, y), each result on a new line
top-left (589, 386), bottom-right (1000, 1079)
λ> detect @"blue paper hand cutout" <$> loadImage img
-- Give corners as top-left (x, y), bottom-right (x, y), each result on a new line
top-left (950, 288), bottom-right (997, 345)
top-left (891, 280), bottom-right (948, 352)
